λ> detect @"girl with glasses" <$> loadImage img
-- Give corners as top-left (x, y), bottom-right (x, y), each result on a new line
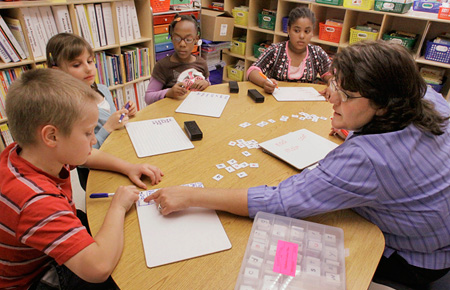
top-left (145, 14), bottom-right (210, 105)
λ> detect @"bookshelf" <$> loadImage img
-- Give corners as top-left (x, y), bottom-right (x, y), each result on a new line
top-left (201, 0), bottom-right (450, 100)
top-left (0, 0), bottom-right (155, 149)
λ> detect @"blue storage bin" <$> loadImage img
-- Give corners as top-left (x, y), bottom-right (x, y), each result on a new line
top-left (208, 61), bottom-right (226, 85)
top-left (155, 42), bottom-right (174, 53)
top-left (282, 17), bottom-right (289, 33)
top-left (413, 1), bottom-right (441, 13)
top-left (424, 41), bottom-right (450, 64)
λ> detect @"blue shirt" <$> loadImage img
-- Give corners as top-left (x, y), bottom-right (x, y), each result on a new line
top-left (94, 84), bottom-right (116, 149)
top-left (248, 88), bottom-right (450, 270)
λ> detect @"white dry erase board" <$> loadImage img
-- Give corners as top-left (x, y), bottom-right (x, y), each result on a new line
top-left (175, 91), bottom-right (230, 117)
top-left (136, 182), bottom-right (232, 268)
top-left (259, 129), bottom-right (338, 170)
top-left (125, 117), bottom-right (194, 158)
top-left (272, 87), bottom-right (326, 102)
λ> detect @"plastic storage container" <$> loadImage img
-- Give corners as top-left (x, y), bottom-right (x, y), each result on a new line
top-left (413, 1), bottom-right (441, 13)
top-left (319, 23), bottom-right (343, 43)
top-left (382, 33), bottom-right (417, 50)
top-left (424, 41), bottom-right (450, 64)
top-left (232, 9), bottom-right (249, 26)
top-left (349, 27), bottom-right (379, 44)
top-left (374, 0), bottom-right (413, 13)
top-left (316, 0), bottom-right (344, 6)
top-left (150, 0), bottom-right (170, 13)
top-left (282, 17), bottom-right (289, 33)
top-left (253, 44), bottom-right (267, 59)
top-left (227, 64), bottom-right (244, 81)
top-left (155, 42), bottom-right (174, 53)
top-left (343, 0), bottom-right (375, 10)
top-left (231, 38), bottom-right (246, 55)
top-left (154, 33), bottom-right (170, 44)
top-left (208, 61), bottom-right (226, 85)
top-left (235, 212), bottom-right (346, 290)
top-left (154, 24), bottom-right (170, 35)
top-left (258, 13), bottom-right (276, 31)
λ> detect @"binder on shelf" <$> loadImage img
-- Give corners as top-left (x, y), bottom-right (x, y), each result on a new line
top-left (0, 40), bottom-right (12, 63)
top-left (4, 17), bottom-right (29, 58)
top-left (0, 15), bottom-right (26, 60)
top-left (38, 6), bottom-right (58, 41)
top-left (86, 4), bottom-right (101, 48)
top-left (21, 8), bottom-right (43, 58)
top-left (128, 0), bottom-right (141, 39)
top-left (115, 2), bottom-right (126, 43)
top-left (101, 3), bottom-right (116, 45)
top-left (0, 26), bottom-right (20, 62)
top-left (75, 4), bottom-right (94, 47)
top-left (94, 3), bottom-right (107, 47)
top-left (51, 5), bottom-right (73, 33)
top-left (123, 1), bottom-right (134, 42)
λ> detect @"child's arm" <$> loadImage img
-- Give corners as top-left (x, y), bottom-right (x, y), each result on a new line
top-left (83, 148), bottom-right (163, 188)
top-left (248, 68), bottom-right (278, 94)
top-left (166, 82), bottom-right (188, 99)
top-left (145, 77), bottom-right (169, 105)
top-left (64, 185), bottom-right (140, 282)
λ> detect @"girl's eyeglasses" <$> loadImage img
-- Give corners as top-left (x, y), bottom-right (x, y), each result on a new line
top-left (329, 79), bottom-right (364, 102)
top-left (172, 36), bottom-right (195, 44)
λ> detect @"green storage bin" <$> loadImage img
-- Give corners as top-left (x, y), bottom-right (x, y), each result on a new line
top-left (154, 33), bottom-right (170, 44)
top-left (316, 0), bottom-right (344, 6)
top-left (170, 0), bottom-right (190, 4)
top-left (258, 13), bottom-right (276, 31)
top-left (374, 0), bottom-right (413, 13)
top-left (253, 44), bottom-right (267, 59)
top-left (382, 33), bottom-right (417, 50)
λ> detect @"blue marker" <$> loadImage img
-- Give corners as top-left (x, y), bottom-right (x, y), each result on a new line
top-left (89, 193), bottom-right (115, 198)
top-left (118, 102), bottom-right (131, 123)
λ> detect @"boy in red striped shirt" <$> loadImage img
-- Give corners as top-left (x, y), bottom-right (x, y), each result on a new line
top-left (0, 69), bottom-right (163, 289)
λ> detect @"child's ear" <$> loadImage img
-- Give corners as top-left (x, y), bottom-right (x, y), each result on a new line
top-left (41, 124), bottom-right (59, 147)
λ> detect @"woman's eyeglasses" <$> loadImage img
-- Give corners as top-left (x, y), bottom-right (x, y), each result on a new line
top-left (329, 79), bottom-right (364, 102)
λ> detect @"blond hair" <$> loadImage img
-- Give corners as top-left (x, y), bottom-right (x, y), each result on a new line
top-left (46, 33), bottom-right (94, 68)
top-left (5, 69), bottom-right (97, 146)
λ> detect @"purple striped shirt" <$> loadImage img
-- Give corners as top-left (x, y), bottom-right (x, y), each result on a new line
top-left (248, 88), bottom-right (450, 270)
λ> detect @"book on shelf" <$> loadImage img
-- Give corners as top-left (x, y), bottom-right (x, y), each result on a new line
top-left (123, 1), bottom-right (134, 42)
top-left (38, 6), bottom-right (58, 41)
top-left (75, 4), bottom-right (94, 48)
top-left (101, 3), bottom-right (116, 45)
top-left (128, 0), bottom-right (141, 39)
top-left (94, 3), bottom-right (107, 47)
top-left (0, 123), bottom-right (14, 147)
top-left (0, 15), bottom-right (26, 60)
top-left (4, 17), bottom-right (29, 59)
top-left (0, 40), bottom-right (12, 63)
top-left (21, 7), bottom-right (44, 58)
top-left (86, 4), bottom-right (101, 48)
top-left (51, 5), bottom-right (73, 34)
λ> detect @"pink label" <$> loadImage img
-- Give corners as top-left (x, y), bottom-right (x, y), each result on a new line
top-left (273, 240), bottom-right (299, 276)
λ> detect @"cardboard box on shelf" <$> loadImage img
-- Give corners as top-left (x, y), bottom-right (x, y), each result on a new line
top-left (201, 9), bottom-right (234, 42)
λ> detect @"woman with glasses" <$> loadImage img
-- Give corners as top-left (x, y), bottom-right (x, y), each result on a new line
top-left (145, 14), bottom-right (209, 105)
top-left (145, 40), bottom-right (450, 289)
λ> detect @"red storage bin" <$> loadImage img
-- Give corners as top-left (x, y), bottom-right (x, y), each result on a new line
top-left (150, 0), bottom-right (170, 13)
top-left (154, 14), bottom-right (175, 25)
top-left (319, 22), bottom-right (343, 43)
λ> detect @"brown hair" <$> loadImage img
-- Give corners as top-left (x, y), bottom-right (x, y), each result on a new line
top-left (46, 33), bottom-right (94, 68)
top-left (331, 40), bottom-right (448, 135)
top-left (5, 69), bottom-right (97, 146)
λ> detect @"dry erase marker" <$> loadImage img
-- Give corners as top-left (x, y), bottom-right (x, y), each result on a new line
top-left (341, 129), bottom-right (349, 137)
top-left (90, 193), bottom-right (115, 198)
top-left (118, 102), bottom-right (131, 123)
top-left (258, 71), bottom-right (279, 89)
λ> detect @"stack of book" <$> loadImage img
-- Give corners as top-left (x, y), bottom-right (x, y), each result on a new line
top-left (0, 123), bottom-right (14, 150)
top-left (111, 79), bottom-right (149, 113)
top-left (0, 66), bottom-right (30, 119)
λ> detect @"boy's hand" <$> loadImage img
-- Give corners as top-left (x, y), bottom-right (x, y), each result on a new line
top-left (263, 79), bottom-right (277, 94)
top-left (166, 83), bottom-right (188, 99)
top-left (111, 185), bottom-right (140, 212)
top-left (103, 109), bottom-right (129, 132)
top-left (190, 79), bottom-right (209, 91)
top-left (125, 163), bottom-right (164, 189)
top-left (124, 101), bottom-right (137, 117)
top-left (144, 186), bottom-right (191, 215)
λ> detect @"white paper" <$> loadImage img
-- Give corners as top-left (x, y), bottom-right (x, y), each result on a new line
top-left (136, 182), bottom-right (232, 268)
top-left (175, 91), bottom-right (230, 118)
top-left (259, 129), bottom-right (338, 170)
top-left (125, 117), bottom-right (193, 158)
top-left (272, 87), bottom-right (326, 102)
